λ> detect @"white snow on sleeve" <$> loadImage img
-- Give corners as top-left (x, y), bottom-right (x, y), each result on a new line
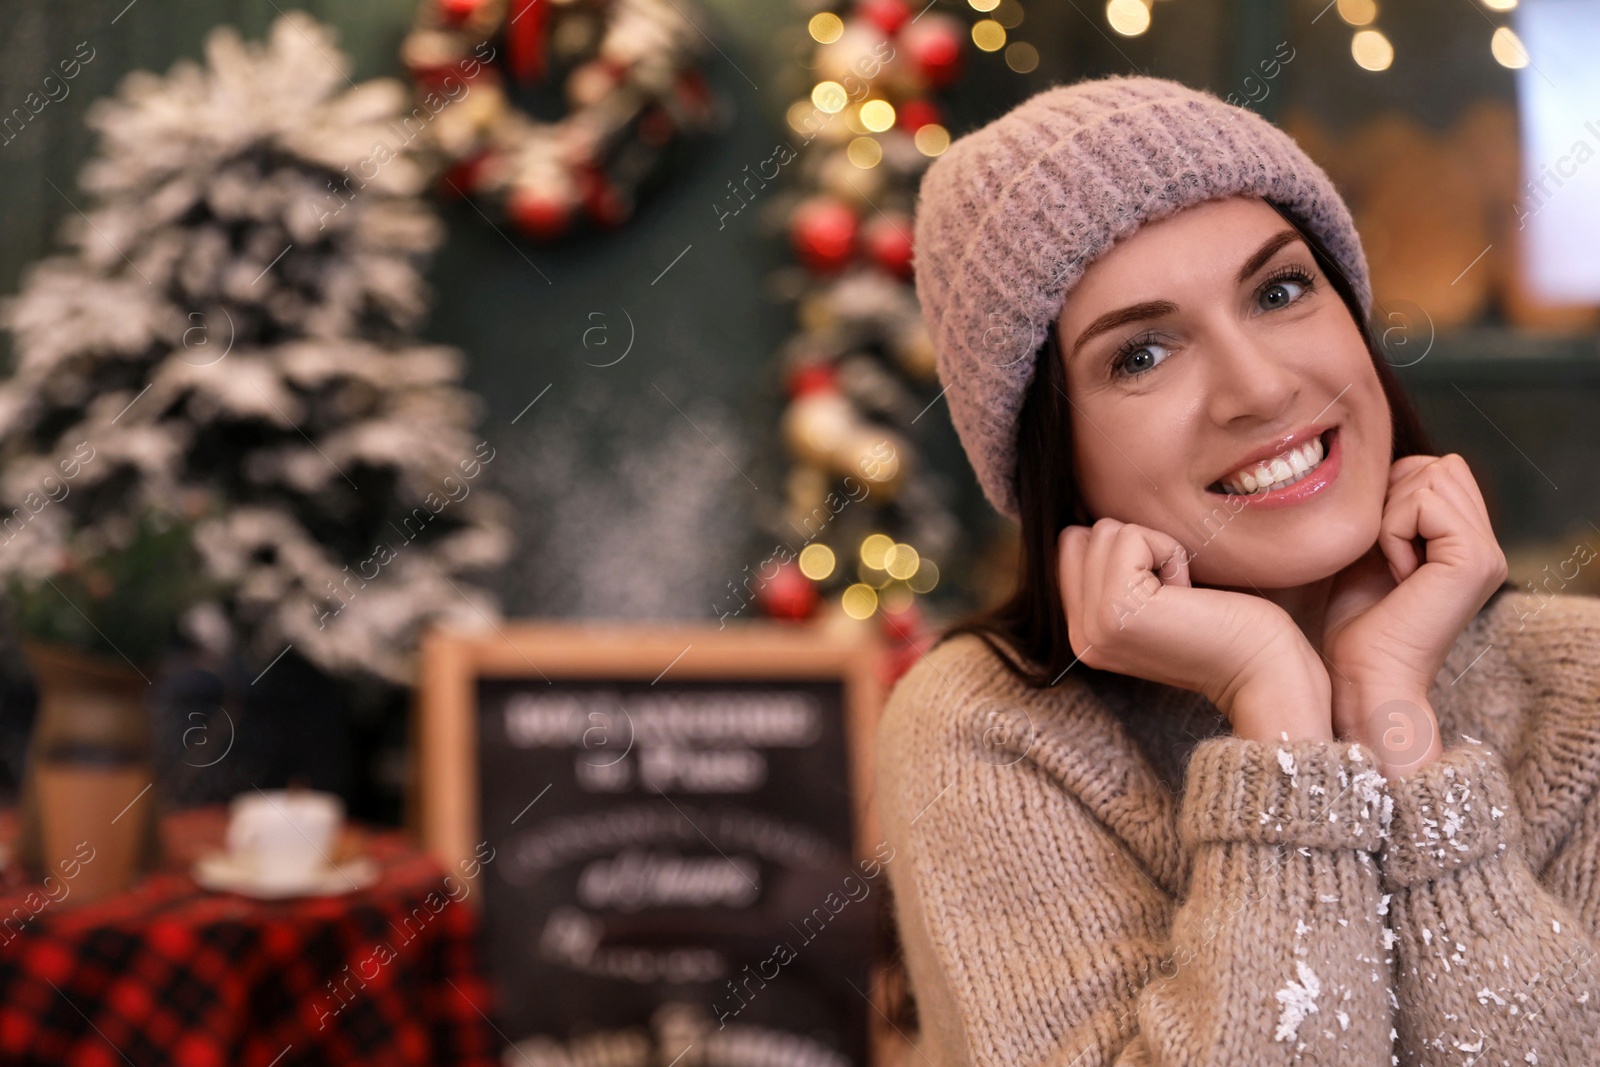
top-left (1274, 960), bottom-right (1322, 1042)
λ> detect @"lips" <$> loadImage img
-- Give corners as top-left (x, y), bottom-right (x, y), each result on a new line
top-left (1209, 425), bottom-right (1337, 495)
top-left (1206, 423), bottom-right (1337, 494)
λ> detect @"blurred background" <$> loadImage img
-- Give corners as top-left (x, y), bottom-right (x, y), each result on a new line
top-left (2, 0), bottom-right (1595, 823)
top-left (0, 0), bottom-right (1595, 1062)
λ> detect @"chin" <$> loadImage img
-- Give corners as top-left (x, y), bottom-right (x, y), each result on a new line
top-left (1188, 520), bottom-right (1379, 589)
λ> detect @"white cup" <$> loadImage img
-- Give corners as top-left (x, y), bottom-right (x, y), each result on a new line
top-left (226, 789), bottom-right (344, 890)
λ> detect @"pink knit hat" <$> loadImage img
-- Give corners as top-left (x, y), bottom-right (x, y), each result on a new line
top-left (912, 74), bottom-right (1372, 523)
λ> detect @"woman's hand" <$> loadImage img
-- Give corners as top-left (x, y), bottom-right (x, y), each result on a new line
top-left (1322, 454), bottom-right (1508, 743)
top-left (1059, 517), bottom-right (1332, 743)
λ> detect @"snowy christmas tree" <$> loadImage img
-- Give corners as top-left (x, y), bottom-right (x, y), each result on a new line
top-left (0, 12), bottom-right (511, 685)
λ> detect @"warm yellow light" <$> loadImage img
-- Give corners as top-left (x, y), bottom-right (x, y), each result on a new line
top-left (907, 559), bottom-right (940, 594)
top-left (1491, 26), bottom-right (1529, 67)
top-left (798, 543), bottom-right (835, 580)
top-left (1337, 0), bottom-right (1377, 26)
top-left (860, 533), bottom-right (894, 570)
top-left (968, 0), bottom-right (1000, 10)
top-left (841, 583), bottom-right (878, 619)
top-left (859, 99), bottom-right (896, 132)
top-left (786, 100), bottom-right (819, 134)
top-left (1351, 28), bottom-right (1393, 71)
top-left (811, 81), bottom-right (847, 113)
top-left (880, 584), bottom-right (915, 613)
top-left (914, 123), bottom-right (951, 156)
top-left (858, 560), bottom-right (892, 588)
top-left (972, 19), bottom-right (1006, 51)
top-left (992, 0), bottom-right (1025, 29)
top-left (1005, 41), bottom-right (1040, 73)
top-left (1481, 0), bottom-right (1516, 10)
top-left (846, 136), bottom-right (883, 168)
top-left (808, 12), bottom-right (844, 43)
top-left (1106, 0), bottom-right (1151, 36)
top-left (884, 543), bottom-right (920, 580)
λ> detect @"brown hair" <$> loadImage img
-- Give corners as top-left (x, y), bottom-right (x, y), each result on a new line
top-left (877, 197), bottom-right (1517, 1033)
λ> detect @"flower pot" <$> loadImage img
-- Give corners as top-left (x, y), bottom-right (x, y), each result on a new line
top-left (16, 642), bottom-right (161, 905)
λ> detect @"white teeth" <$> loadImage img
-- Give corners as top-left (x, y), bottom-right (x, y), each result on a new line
top-left (1217, 433), bottom-right (1326, 495)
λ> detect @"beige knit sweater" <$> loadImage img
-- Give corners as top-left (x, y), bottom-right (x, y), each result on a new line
top-left (875, 589), bottom-right (1600, 1066)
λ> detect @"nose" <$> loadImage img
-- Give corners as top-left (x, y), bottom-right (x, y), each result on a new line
top-left (1200, 314), bottom-right (1300, 426)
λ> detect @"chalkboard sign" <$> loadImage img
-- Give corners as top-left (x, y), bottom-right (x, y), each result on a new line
top-left (416, 620), bottom-right (894, 1066)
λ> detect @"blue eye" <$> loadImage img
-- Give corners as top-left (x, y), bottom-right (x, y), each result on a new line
top-left (1109, 334), bottom-right (1171, 380)
top-left (1257, 267), bottom-right (1315, 311)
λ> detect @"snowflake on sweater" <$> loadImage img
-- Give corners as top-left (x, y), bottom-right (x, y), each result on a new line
top-left (0, 13), bottom-right (511, 684)
top-left (1274, 959), bottom-right (1322, 1042)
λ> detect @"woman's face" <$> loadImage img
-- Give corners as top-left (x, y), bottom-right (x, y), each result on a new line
top-left (1056, 195), bottom-right (1392, 589)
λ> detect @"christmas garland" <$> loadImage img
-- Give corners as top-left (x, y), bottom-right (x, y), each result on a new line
top-left (401, 0), bottom-right (725, 240)
top-left (736, 0), bottom-right (973, 652)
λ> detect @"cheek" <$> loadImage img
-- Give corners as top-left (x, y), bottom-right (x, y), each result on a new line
top-left (1068, 420), bottom-right (1123, 520)
top-left (1071, 416), bottom-right (1180, 528)
top-left (1341, 358), bottom-right (1394, 476)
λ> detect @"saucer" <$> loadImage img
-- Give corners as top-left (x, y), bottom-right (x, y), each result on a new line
top-left (193, 850), bottom-right (379, 899)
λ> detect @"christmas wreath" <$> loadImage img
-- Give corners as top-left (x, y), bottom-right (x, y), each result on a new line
top-left (401, 0), bottom-right (726, 240)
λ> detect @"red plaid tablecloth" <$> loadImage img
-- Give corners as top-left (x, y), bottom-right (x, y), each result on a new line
top-left (0, 808), bottom-right (501, 1067)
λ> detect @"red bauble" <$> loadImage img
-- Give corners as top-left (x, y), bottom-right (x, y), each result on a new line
top-left (857, 0), bottom-right (913, 36)
top-left (437, 152), bottom-right (490, 198)
top-left (637, 106), bottom-right (675, 147)
top-left (437, 0), bottom-right (482, 22)
top-left (402, 53), bottom-right (459, 87)
top-left (576, 166), bottom-right (630, 227)
top-left (508, 188), bottom-right (573, 239)
top-left (758, 562), bottom-right (819, 621)
top-left (786, 362), bottom-right (839, 399)
top-left (863, 214), bottom-right (914, 278)
top-left (791, 197), bottom-right (858, 273)
top-left (676, 69), bottom-right (714, 117)
top-left (895, 98), bottom-right (941, 132)
top-left (902, 17), bottom-right (962, 88)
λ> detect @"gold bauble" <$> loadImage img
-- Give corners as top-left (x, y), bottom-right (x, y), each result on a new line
top-left (819, 149), bottom-right (886, 205)
top-left (895, 324), bottom-right (938, 380)
top-left (782, 392), bottom-right (856, 468)
top-left (851, 431), bottom-right (903, 498)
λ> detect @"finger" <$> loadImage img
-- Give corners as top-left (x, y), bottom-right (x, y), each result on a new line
top-left (1389, 455), bottom-right (1494, 545)
top-left (1081, 518), bottom-right (1124, 618)
top-left (1058, 526), bottom-right (1088, 629)
top-left (1377, 484), bottom-right (1427, 582)
top-left (1379, 485), bottom-right (1473, 583)
top-left (1404, 459), bottom-right (1507, 584)
top-left (1388, 454), bottom-right (1436, 488)
top-left (1110, 521), bottom-right (1192, 590)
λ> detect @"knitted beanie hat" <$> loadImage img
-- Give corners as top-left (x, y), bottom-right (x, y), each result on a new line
top-left (912, 74), bottom-right (1372, 523)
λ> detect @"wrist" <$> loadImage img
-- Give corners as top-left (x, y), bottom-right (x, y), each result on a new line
top-left (1233, 707), bottom-right (1333, 743)
top-left (1334, 681), bottom-right (1442, 779)
top-left (1228, 654), bottom-right (1334, 744)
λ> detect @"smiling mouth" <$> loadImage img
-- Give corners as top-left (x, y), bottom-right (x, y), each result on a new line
top-left (1206, 427), bottom-right (1338, 496)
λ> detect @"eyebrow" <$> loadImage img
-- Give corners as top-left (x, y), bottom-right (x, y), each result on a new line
top-left (1066, 229), bottom-right (1306, 364)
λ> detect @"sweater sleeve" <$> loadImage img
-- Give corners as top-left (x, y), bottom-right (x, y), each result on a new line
top-left (1377, 740), bottom-right (1600, 1065)
top-left (879, 698), bottom-right (1400, 1066)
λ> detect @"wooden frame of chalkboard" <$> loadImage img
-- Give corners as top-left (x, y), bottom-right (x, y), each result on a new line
top-left (412, 619), bottom-right (899, 1065)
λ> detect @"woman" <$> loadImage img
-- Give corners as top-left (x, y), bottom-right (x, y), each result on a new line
top-left (875, 74), bottom-right (1600, 1066)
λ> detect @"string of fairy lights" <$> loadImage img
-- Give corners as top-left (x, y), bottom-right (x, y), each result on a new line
top-left (1105, 0), bottom-right (1530, 72)
top-left (759, 1), bottom-right (983, 627)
